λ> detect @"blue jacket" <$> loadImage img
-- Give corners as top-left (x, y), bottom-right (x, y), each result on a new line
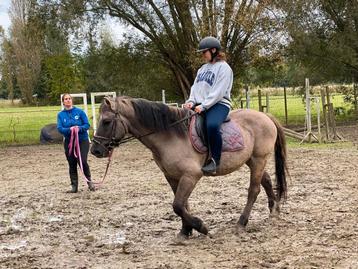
top-left (57, 107), bottom-right (90, 142)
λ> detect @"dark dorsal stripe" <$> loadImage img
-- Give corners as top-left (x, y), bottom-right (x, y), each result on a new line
top-left (131, 99), bottom-right (189, 137)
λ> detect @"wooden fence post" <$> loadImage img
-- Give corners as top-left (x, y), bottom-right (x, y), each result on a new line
top-left (258, 89), bottom-right (263, 112)
top-left (354, 82), bottom-right (358, 119)
top-left (315, 97), bottom-right (321, 143)
top-left (245, 85), bottom-right (250, 109)
top-left (320, 87), bottom-right (329, 141)
top-left (300, 78), bottom-right (319, 143)
top-left (306, 78), bottom-right (312, 143)
top-left (162, 89), bottom-right (166, 104)
top-left (325, 86), bottom-right (336, 139)
top-left (328, 103), bottom-right (338, 139)
top-left (284, 86), bottom-right (288, 125)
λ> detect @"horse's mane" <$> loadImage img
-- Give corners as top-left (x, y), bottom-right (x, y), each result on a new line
top-left (131, 98), bottom-right (190, 137)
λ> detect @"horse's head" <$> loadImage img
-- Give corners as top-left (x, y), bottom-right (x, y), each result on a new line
top-left (91, 97), bottom-right (127, 158)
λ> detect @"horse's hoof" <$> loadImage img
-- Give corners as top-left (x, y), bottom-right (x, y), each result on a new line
top-left (238, 215), bottom-right (248, 227)
top-left (180, 226), bottom-right (193, 237)
top-left (269, 211), bottom-right (279, 218)
top-left (192, 217), bottom-right (208, 235)
top-left (177, 232), bottom-right (189, 239)
top-left (198, 224), bottom-right (209, 235)
top-left (171, 233), bottom-right (189, 245)
top-left (270, 201), bottom-right (280, 217)
top-left (235, 224), bottom-right (246, 235)
top-left (207, 232), bottom-right (214, 239)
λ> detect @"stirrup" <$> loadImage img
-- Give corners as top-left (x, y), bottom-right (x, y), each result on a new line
top-left (202, 158), bottom-right (217, 175)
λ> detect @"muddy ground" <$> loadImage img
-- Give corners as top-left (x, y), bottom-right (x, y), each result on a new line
top-left (0, 127), bottom-right (357, 269)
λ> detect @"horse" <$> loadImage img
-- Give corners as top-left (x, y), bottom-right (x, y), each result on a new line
top-left (91, 96), bottom-right (288, 239)
top-left (40, 123), bottom-right (63, 144)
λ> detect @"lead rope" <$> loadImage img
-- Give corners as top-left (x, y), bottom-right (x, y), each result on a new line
top-left (69, 126), bottom-right (111, 189)
top-left (90, 110), bottom-right (198, 188)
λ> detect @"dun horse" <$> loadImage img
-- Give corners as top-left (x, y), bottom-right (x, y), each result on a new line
top-left (91, 96), bottom-right (288, 238)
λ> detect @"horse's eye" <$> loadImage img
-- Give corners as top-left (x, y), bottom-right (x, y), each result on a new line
top-left (103, 120), bottom-right (111, 126)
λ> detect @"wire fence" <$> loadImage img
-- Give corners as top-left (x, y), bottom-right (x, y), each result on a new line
top-left (0, 108), bottom-right (58, 145)
top-left (0, 94), bottom-right (356, 145)
top-left (233, 94), bottom-right (357, 126)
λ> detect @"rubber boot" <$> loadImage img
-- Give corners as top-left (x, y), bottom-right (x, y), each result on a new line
top-left (87, 180), bottom-right (95, 192)
top-left (67, 177), bottom-right (78, 193)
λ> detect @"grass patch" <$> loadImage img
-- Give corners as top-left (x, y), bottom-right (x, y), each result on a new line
top-left (0, 104), bottom-right (98, 145)
top-left (286, 136), bottom-right (354, 149)
top-left (233, 94), bottom-right (356, 125)
top-left (0, 94), bottom-right (355, 145)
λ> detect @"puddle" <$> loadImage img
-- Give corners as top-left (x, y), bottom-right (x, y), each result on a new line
top-left (47, 215), bottom-right (64, 222)
top-left (0, 240), bottom-right (27, 251)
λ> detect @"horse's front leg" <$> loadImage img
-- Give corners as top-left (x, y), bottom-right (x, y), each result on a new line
top-left (172, 175), bottom-right (208, 238)
top-left (165, 175), bottom-right (193, 236)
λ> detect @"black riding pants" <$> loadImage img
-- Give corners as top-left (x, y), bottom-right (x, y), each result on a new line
top-left (64, 139), bottom-right (91, 184)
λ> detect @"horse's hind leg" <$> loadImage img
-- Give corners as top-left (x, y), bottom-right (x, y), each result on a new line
top-left (261, 171), bottom-right (279, 216)
top-left (239, 157), bottom-right (267, 227)
top-left (165, 175), bottom-right (193, 236)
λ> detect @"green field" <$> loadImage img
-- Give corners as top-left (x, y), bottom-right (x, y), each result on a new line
top-left (232, 94), bottom-right (356, 125)
top-left (0, 104), bottom-right (98, 145)
top-left (0, 94), bottom-right (355, 145)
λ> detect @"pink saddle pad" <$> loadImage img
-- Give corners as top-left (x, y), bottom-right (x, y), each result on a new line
top-left (189, 116), bottom-right (244, 154)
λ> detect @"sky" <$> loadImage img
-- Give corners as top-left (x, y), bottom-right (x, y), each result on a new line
top-left (0, 0), bottom-right (11, 33)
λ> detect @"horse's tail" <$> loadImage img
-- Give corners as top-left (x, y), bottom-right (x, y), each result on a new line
top-left (269, 115), bottom-right (288, 201)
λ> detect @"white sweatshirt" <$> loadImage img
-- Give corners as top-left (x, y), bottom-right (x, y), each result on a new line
top-left (186, 61), bottom-right (233, 111)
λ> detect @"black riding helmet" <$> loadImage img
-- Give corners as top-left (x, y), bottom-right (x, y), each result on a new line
top-left (197, 36), bottom-right (221, 62)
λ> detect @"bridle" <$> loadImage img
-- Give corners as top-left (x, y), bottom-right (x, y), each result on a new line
top-left (91, 106), bottom-right (197, 188)
top-left (92, 111), bottom-right (128, 153)
top-left (92, 109), bottom-right (197, 153)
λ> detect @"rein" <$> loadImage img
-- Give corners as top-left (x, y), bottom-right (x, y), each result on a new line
top-left (93, 110), bottom-right (197, 148)
top-left (91, 107), bottom-right (197, 187)
top-left (69, 126), bottom-right (110, 188)
top-left (120, 111), bottom-right (197, 144)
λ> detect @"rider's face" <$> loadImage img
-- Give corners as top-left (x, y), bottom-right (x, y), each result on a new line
top-left (202, 48), bottom-right (216, 62)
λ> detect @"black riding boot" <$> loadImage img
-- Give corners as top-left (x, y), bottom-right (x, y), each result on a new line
top-left (68, 177), bottom-right (78, 193)
top-left (87, 180), bottom-right (95, 192)
top-left (202, 158), bottom-right (219, 175)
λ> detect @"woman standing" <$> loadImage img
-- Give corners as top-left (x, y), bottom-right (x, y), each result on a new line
top-left (57, 93), bottom-right (95, 193)
top-left (184, 36), bottom-right (233, 175)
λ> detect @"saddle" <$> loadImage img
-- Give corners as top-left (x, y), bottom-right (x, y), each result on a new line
top-left (189, 114), bottom-right (244, 154)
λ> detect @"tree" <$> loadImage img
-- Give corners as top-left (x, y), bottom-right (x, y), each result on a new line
top-left (9, 0), bottom-right (44, 104)
top-left (44, 52), bottom-right (84, 103)
top-left (278, 0), bottom-right (358, 84)
top-left (0, 27), bottom-right (15, 101)
top-left (81, 35), bottom-right (177, 100)
top-left (41, 0), bottom-right (282, 99)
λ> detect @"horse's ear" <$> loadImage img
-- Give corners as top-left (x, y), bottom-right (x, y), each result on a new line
top-left (104, 97), bottom-right (116, 111)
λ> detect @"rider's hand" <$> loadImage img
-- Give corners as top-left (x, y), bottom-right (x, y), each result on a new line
top-left (70, 126), bottom-right (79, 131)
top-left (194, 105), bottom-right (204, 114)
top-left (184, 102), bottom-right (194, 110)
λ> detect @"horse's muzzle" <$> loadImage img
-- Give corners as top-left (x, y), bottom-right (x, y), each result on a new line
top-left (90, 144), bottom-right (109, 158)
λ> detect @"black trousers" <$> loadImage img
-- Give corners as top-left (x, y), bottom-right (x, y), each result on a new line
top-left (64, 139), bottom-right (91, 185)
top-left (205, 103), bottom-right (230, 164)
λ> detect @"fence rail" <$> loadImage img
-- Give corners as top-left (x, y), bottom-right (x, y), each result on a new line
top-left (0, 94), bottom-right (356, 145)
